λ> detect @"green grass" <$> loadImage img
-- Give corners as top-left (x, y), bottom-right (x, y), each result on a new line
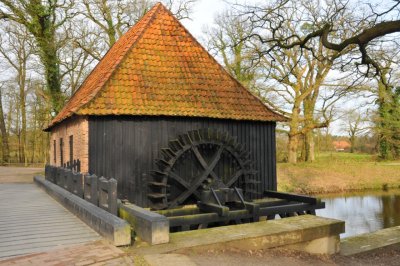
top-left (277, 152), bottom-right (400, 195)
top-left (315, 152), bottom-right (374, 162)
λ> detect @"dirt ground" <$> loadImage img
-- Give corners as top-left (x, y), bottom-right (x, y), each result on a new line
top-left (178, 244), bottom-right (400, 266)
top-left (0, 166), bottom-right (43, 183)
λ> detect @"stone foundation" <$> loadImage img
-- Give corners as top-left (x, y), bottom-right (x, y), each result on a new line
top-left (119, 202), bottom-right (169, 245)
top-left (134, 215), bottom-right (345, 255)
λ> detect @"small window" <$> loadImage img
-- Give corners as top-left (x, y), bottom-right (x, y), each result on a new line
top-left (69, 135), bottom-right (73, 163)
top-left (60, 138), bottom-right (64, 166)
top-left (53, 140), bottom-right (56, 163)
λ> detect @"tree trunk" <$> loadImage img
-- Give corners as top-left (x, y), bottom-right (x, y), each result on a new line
top-left (303, 94), bottom-right (317, 162)
top-left (287, 103), bottom-right (301, 164)
top-left (350, 135), bottom-right (355, 153)
top-left (0, 89), bottom-right (9, 164)
top-left (30, 102), bottom-right (37, 163)
top-left (288, 134), bottom-right (298, 163)
top-left (19, 73), bottom-right (27, 165)
top-left (38, 40), bottom-right (63, 112)
top-left (304, 130), bottom-right (315, 162)
top-left (377, 72), bottom-right (391, 160)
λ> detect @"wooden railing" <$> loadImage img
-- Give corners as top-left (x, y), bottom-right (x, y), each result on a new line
top-left (63, 159), bottom-right (81, 172)
top-left (44, 165), bottom-right (118, 215)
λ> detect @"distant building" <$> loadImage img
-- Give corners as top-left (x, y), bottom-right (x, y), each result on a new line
top-left (332, 140), bottom-right (351, 152)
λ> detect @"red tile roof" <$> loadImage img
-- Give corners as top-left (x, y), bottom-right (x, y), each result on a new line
top-left (46, 2), bottom-right (285, 130)
top-left (333, 140), bottom-right (351, 150)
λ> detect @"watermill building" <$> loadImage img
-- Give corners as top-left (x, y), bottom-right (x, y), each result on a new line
top-left (45, 2), bottom-right (286, 208)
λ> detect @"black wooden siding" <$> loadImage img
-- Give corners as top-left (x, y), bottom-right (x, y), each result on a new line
top-left (88, 116), bottom-right (277, 207)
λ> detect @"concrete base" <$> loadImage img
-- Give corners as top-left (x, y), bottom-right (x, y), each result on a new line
top-left (34, 176), bottom-right (131, 246)
top-left (134, 215), bottom-right (345, 255)
top-left (341, 226), bottom-right (400, 256)
top-left (119, 202), bottom-right (169, 245)
top-left (286, 235), bottom-right (340, 255)
top-left (143, 254), bottom-right (196, 266)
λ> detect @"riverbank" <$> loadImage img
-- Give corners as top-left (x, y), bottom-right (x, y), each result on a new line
top-left (277, 153), bottom-right (400, 195)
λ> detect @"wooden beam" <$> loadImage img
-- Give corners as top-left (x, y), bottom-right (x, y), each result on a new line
top-left (263, 190), bottom-right (320, 204)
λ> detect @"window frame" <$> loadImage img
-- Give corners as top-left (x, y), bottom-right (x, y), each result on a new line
top-left (53, 140), bottom-right (56, 163)
top-left (69, 135), bottom-right (73, 164)
top-left (60, 138), bottom-right (64, 166)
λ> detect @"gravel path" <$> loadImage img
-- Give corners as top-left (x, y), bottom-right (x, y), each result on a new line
top-left (0, 166), bottom-right (43, 183)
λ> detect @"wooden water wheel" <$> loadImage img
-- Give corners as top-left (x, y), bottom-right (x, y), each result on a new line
top-left (148, 128), bottom-right (259, 210)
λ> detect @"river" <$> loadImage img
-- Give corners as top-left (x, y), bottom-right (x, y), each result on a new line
top-left (316, 189), bottom-right (400, 238)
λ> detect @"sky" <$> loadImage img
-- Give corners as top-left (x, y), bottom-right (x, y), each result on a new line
top-left (181, 0), bottom-right (229, 40)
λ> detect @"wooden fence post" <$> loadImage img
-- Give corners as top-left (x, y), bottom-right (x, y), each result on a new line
top-left (50, 168), bottom-right (118, 216)
top-left (98, 177), bottom-right (108, 212)
top-left (63, 169), bottom-right (71, 191)
top-left (67, 169), bottom-right (74, 193)
top-left (50, 166), bottom-right (55, 183)
top-left (98, 177), bottom-right (118, 215)
top-left (72, 172), bottom-right (84, 198)
top-left (56, 168), bottom-right (63, 187)
top-left (108, 178), bottom-right (118, 215)
top-left (45, 165), bottom-right (50, 181)
top-left (84, 174), bottom-right (98, 205)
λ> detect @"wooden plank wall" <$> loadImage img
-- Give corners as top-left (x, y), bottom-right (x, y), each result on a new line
top-left (88, 116), bottom-right (277, 207)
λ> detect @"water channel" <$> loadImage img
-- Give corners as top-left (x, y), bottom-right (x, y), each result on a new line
top-left (316, 189), bottom-right (400, 238)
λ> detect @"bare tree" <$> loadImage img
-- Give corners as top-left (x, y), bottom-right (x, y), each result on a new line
top-left (240, 0), bottom-right (400, 76)
top-left (0, 0), bottom-right (75, 112)
top-left (206, 2), bottom-right (362, 163)
top-left (204, 10), bottom-right (258, 90)
top-left (0, 85), bottom-right (9, 164)
top-left (342, 109), bottom-right (370, 153)
top-left (78, 0), bottom-right (151, 48)
top-left (58, 22), bottom-right (97, 96)
top-left (77, 0), bottom-right (198, 58)
top-left (250, 2), bottom-right (357, 163)
top-left (0, 24), bottom-right (34, 164)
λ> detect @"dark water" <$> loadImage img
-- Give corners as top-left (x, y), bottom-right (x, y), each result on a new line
top-left (316, 190), bottom-right (400, 238)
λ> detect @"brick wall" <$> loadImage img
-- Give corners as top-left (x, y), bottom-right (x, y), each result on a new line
top-left (49, 116), bottom-right (89, 173)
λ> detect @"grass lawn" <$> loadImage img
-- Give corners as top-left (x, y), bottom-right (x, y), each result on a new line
top-left (277, 152), bottom-right (400, 195)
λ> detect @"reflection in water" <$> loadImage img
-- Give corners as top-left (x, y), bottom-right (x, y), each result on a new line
top-left (316, 191), bottom-right (400, 238)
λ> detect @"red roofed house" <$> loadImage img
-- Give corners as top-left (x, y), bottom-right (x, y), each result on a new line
top-left (333, 140), bottom-right (351, 152)
top-left (44, 3), bottom-right (286, 209)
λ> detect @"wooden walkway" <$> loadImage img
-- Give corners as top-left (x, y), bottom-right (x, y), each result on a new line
top-left (0, 183), bottom-right (101, 260)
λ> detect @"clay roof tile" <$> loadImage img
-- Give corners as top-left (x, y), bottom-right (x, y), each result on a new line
top-left (46, 2), bottom-right (286, 130)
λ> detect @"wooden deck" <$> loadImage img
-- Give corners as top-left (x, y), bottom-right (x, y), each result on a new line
top-left (0, 183), bottom-right (101, 260)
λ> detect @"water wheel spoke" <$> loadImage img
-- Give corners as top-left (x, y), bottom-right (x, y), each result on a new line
top-left (168, 172), bottom-right (190, 188)
top-left (192, 146), bottom-right (209, 169)
top-left (192, 145), bottom-right (222, 181)
top-left (168, 172), bottom-right (201, 199)
top-left (168, 147), bottom-right (224, 208)
top-left (225, 169), bottom-right (244, 187)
